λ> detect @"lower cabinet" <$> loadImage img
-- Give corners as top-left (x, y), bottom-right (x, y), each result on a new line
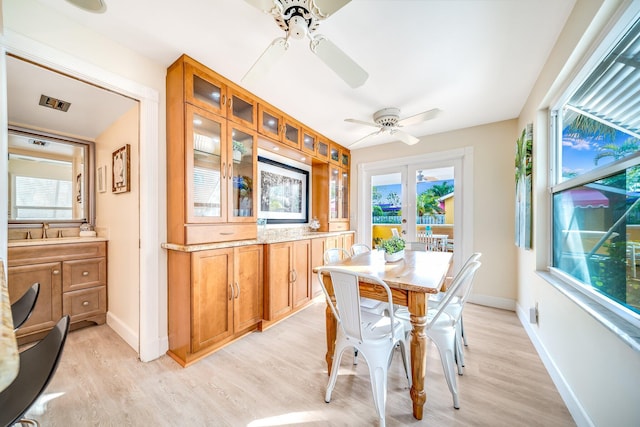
top-left (264, 239), bottom-right (310, 324)
top-left (167, 244), bottom-right (263, 366)
top-left (7, 241), bottom-right (108, 345)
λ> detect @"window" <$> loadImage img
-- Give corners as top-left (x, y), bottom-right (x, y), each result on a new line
top-left (551, 13), bottom-right (640, 322)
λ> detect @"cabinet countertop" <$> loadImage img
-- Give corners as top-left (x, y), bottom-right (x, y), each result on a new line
top-left (162, 230), bottom-right (355, 253)
top-left (8, 236), bottom-right (109, 248)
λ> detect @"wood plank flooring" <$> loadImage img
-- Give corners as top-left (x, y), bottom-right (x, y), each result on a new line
top-left (26, 301), bottom-right (575, 426)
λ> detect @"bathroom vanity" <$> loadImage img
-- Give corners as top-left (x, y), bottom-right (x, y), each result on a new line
top-left (7, 238), bottom-right (108, 345)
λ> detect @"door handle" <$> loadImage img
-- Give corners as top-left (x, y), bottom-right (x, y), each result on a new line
top-left (222, 162), bottom-right (226, 179)
top-left (229, 283), bottom-right (234, 300)
top-left (234, 282), bottom-right (240, 299)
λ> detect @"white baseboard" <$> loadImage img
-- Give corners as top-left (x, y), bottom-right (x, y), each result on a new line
top-left (468, 293), bottom-right (516, 311)
top-left (515, 303), bottom-right (594, 427)
top-left (106, 312), bottom-right (138, 353)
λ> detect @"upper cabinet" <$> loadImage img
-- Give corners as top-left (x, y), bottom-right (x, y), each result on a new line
top-left (168, 55), bottom-right (257, 245)
top-left (183, 59), bottom-right (257, 129)
top-left (257, 102), bottom-right (302, 150)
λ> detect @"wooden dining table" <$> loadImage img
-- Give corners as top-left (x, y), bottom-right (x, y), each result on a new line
top-left (316, 249), bottom-right (453, 420)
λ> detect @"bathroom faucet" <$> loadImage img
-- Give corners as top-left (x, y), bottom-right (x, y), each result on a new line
top-left (42, 222), bottom-right (49, 239)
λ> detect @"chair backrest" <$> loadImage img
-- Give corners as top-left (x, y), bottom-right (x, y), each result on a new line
top-left (449, 253), bottom-right (481, 298)
top-left (316, 267), bottom-right (399, 342)
top-left (350, 243), bottom-right (371, 256)
top-left (428, 261), bottom-right (481, 327)
top-left (12, 282), bottom-right (40, 331)
top-left (0, 315), bottom-right (70, 427)
top-left (324, 248), bottom-right (351, 264)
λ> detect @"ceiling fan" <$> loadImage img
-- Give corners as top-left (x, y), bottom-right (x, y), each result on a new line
top-left (345, 107), bottom-right (442, 148)
top-left (242, 0), bottom-right (368, 88)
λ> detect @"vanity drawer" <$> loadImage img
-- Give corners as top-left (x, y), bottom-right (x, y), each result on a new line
top-left (63, 257), bottom-right (107, 292)
top-left (63, 286), bottom-right (107, 322)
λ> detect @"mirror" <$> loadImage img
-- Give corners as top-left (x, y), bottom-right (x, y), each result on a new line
top-left (8, 126), bottom-right (94, 224)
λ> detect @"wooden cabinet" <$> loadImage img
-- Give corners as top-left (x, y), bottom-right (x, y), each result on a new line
top-left (301, 128), bottom-right (317, 156)
top-left (257, 103), bottom-right (302, 150)
top-left (264, 240), bottom-right (311, 323)
top-left (183, 58), bottom-right (256, 129)
top-left (312, 162), bottom-right (350, 232)
top-left (168, 55), bottom-right (258, 245)
top-left (315, 135), bottom-right (330, 161)
top-left (167, 244), bottom-right (263, 366)
top-left (8, 241), bottom-right (107, 345)
top-left (310, 232), bottom-right (354, 297)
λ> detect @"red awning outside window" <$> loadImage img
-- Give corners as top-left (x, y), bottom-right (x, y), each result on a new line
top-left (564, 188), bottom-right (609, 208)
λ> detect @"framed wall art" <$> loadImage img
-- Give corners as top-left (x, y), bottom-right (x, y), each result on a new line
top-left (257, 156), bottom-right (309, 224)
top-left (112, 144), bottom-right (131, 194)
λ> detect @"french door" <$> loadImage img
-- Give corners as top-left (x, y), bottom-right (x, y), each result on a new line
top-left (358, 148), bottom-right (472, 273)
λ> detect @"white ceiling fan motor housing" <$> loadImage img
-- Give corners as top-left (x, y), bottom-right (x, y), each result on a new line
top-left (373, 107), bottom-right (401, 127)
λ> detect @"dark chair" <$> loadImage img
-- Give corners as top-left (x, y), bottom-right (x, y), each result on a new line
top-left (11, 283), bottom-right (40, 331)
top-left (0, 315), bottom-right (70, 427)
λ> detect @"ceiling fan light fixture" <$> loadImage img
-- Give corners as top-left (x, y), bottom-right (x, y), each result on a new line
top-left (65, 0), bottom-right (107, 13)
top-left (288, 15), bottom-right (308, 39)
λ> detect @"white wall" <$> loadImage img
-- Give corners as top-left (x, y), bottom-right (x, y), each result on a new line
top-left (96, 106), bottom-right (140, 350)
top-left (351, 119), bottom-right (518, 308)
top-left (516, 0), bottom-right (640, 425)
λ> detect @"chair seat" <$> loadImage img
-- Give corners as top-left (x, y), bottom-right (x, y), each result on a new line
top-left (357, 311), bottom-right (405, 341)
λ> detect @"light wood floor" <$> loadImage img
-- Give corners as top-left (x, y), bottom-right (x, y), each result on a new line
top-left (27, 301), bottom-right (575, 426)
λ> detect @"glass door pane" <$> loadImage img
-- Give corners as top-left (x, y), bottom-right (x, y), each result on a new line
top-left (371, 171), bottom-right (404, 248)
top-left (413, 167), bottom-right (455, 251)
top-left (329, 167), bottom-right (340, 219)
top-left (340, 169), bottom-right (349, 220)
top-left (189, 108), bottom-right (223, 220)
top-left (230, 127), bottom-right (255, 220)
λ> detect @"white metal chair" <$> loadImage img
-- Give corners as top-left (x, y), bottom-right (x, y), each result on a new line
top-left (395, 260), bottom-right (482, 409)
top-left (350, 243), bottom-right (371, 256)
top-left (324, 247), bottom-right (388, 365)
top-left (317, 267), bottom-right (410, 427)
top-left (429, 252), bottom-right (482, 373)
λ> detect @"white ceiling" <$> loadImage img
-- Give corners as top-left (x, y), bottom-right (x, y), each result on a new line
top-left (14, 0), bottom-right (576, 146)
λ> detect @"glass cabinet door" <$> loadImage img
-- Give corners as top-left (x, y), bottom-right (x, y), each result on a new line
top-left (340, 169), bottom-right (349, 220)
top-left (185, 63), bottom-right (226, 117)
top-left (329, 144), bottom-right (340, 165)
top-left (302, 130), bottom-right (316, 155)
top-left (229, 126), bottom-right (256, 222)
top-left (316, 138), bottom-right (329, 160)
top-left (228, 88), bottom-right (256, 130)
top-left (258, 105), bottom-right (282, 140)
top-left (186, 105), bottom-right (226, 222)
top-left (329, 166), bottom-right (339, 219)
top-left (283, 119), bottom-right (301, 149)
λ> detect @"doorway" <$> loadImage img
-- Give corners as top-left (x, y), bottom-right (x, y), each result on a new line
top-left (0, 45), bottom-right (162, 361)
top-left (358, 148), bottom-right (474, 273)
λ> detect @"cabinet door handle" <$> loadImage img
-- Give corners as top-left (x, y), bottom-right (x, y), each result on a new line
top-left (229, 283), bottom-right (234, 300)
top-left (52, 269), bottom-right (60, 275)
top-left (228, 96), bottom-right (233, 111)
top-left (292, 270), bottom-right (297, 283)
top-left (228, 163), bottom-right (232, 180)
top-left (220, 231), bottom-right (234, 235)
top-left (222, 162), bottom-right (226, 179)
top-left (234, 282), bottom-right (240, 299)
top-left (221, 94), bottom-right (226, 106)
top-left (82, 301), bottom-right (89, 306)
top-left (82, 271), bottom-right (89, 276)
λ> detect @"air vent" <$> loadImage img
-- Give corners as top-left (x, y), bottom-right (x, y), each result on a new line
top-left (39, 95), bottom-right (71, 112)
top-left (29, 139), bottom-right (49, 147)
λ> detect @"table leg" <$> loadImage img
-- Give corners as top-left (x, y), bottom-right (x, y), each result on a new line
top-left (408, 291), bottom-right (428, 420)
top-left (322, 274), bottom-right (337, 375)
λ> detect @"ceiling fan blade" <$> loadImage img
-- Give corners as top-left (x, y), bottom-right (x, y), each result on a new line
top-left (344, 118), bottom-right (380, 128)
top-left (397, 108), bottom-right (442, 127)
top-left (244, 0), bottom-right (277, 13)
top-left (393, 130), bottom-right (420, 145)
top-left (313, 0), bottom-right (352, 17)
top-left (241, 38), bottom-right (289, 86)
top-left (310, 36), bottom-right (368, 88)
top-left (348, 130), bottom-right (383, 149)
